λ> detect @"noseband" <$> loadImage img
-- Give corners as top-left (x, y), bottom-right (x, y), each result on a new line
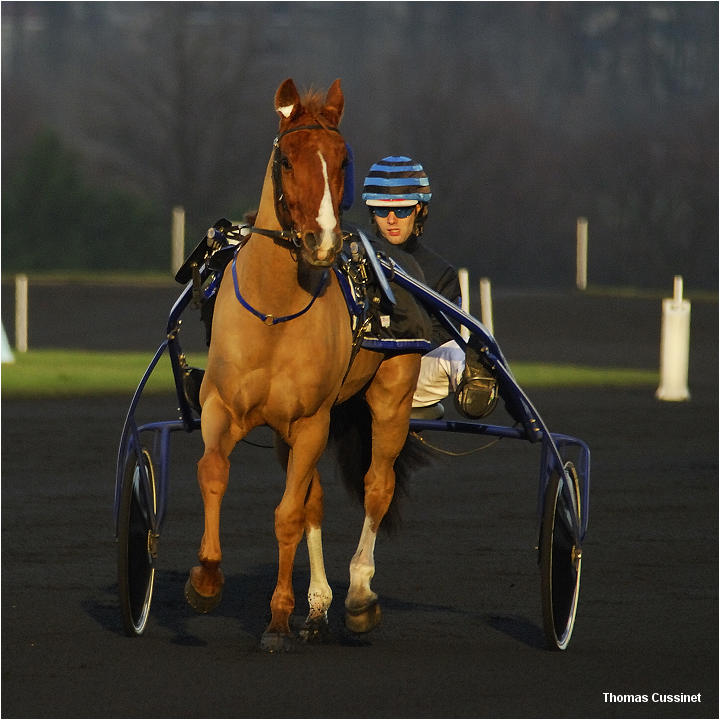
top-left (249, 124), bottom-right (343, 247)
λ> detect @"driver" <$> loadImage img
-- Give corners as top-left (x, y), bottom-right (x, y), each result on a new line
top-left (361, 155), bottom-right (497, 419)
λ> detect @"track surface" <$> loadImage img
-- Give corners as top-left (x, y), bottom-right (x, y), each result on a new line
top-left (2, 285), bottom-right (717, 718)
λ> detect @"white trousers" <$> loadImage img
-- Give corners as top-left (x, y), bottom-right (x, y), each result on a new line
top-left (412, 340), bottom-right (465, 407)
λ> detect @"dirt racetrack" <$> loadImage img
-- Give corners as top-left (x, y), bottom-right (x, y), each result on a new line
top-left (1, 282), bottom-right (718, 718)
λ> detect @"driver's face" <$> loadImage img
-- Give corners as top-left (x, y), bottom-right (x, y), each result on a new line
top-left (373, 205), bottom-right (419, 245)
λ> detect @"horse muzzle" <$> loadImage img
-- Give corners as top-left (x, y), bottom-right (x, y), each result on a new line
top-left (300, 229), bottom-right (343, 267)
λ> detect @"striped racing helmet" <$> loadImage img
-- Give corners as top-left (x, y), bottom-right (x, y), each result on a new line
top-left (362, 156), bottom-right (432, 207)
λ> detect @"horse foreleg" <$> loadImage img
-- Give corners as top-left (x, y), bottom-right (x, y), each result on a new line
top-left (186, 397), bottom-right (237, 613)
top-left (262, 415), bottom-right (330, 652)
top-left (345, 353), bottom-right (420, 633)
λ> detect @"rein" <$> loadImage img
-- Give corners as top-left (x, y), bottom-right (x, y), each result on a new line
top-left (231, 252), bottom-right (328, 326)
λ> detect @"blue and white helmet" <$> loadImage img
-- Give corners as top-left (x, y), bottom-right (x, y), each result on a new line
top-left (362, 156), bottom-right (432, 207)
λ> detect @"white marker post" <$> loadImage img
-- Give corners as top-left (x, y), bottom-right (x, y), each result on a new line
top-left (15, 273), bottom-right (28, 353)
top-left (1, 325), bottom-right (14, 363)
top-left (458, 267), bottom-right (470, 341)
top-left (171, 206), bottom-right (186, 275)
top-left (576, 217), bottom-right (588, 290)
top-left (479, 277), bottom-right (494, 335)
top-left (656, 275), bottom-right (691, 401)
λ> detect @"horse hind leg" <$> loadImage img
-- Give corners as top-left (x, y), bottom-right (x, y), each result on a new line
top-left (346, 516), bottom-right (383, 633)
top-left (344, 353), bottom-right (421, 633)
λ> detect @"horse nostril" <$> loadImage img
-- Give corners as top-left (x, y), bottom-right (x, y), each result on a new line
top-left (300, 229), bottom-right (342, 266)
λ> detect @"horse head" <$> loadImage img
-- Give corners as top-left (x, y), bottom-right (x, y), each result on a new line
top-left (272, 78), bottom-right (347, 267)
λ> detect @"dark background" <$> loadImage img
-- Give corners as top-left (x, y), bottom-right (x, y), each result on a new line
top-left (2, 2), bottom-right (718, 289)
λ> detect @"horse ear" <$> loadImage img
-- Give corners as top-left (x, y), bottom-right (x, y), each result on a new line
top-left (275, 78), bottom-right (301, 122)
top-left (324, 78), bottom-right (344, 126)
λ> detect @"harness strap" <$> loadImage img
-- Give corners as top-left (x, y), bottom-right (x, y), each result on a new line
top-left (231, 253), bottom-right (328, 326)
top-left (332, 264), bottom-right (374, 385)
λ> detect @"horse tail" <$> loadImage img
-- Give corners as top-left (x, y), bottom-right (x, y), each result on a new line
top-left (328, 394), bottom-right (437, 535)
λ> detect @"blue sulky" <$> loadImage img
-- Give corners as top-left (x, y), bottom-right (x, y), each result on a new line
top-left (114, 233), bottom-right (590, 651)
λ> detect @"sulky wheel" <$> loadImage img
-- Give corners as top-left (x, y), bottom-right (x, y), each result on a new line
top-left (539, 461), bottom-right (582, 651)
top-left (117, 447), bottom-right (158, 636)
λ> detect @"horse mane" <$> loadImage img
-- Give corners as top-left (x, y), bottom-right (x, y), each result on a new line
top-left (298, 86), bottom-right (337, 128)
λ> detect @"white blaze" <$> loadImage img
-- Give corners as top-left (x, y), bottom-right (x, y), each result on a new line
top-left (315, 152), bottom-right (336, 255)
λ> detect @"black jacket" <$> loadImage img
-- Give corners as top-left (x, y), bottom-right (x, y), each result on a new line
top-left (383, 233), bottom-right (461, 347)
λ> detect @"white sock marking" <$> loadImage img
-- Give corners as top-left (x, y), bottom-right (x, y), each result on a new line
top-left (347, 516), bottom-right (378, 609)
top-left (306, 526), bottom-right (332, 618)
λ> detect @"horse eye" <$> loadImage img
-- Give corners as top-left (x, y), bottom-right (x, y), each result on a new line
top-left (341, 156), bottom-right (349, 169)
top-left (281, 156), bottom-right (292, 171)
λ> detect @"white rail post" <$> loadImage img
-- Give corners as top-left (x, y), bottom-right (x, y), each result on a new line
top-left (479, 277), bottom-right (494, 335)
top-left (656, 275), bottom-right (691, 401)
top-left (15, 273), bottom-right (28, 353)
top-left (171, 206), bottom-right (186, 275)
top-left (576, 217), bottom-right (588, 290)
top-left (458, 267), bottom-right (470, 341)
top-left (1, 325), bottom-right (14, 363)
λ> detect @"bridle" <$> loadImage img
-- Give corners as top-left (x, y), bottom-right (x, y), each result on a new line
top-left (232, 123), bottom-right (345, 325)
top-left (249, 123), bottom-right (344, 247)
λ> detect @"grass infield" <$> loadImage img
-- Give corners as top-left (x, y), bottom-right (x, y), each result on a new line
top-left (1, 349), bottom-right (659, 398)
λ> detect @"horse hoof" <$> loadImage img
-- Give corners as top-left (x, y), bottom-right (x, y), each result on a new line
top-left (299, 615), bottom-right (330, 644)
top-left (345, 601), bottom-right (382, 634)
top-left (184, 577), bottom-right (222, 614)
top-left (260, 631), bottom-right (296, 653)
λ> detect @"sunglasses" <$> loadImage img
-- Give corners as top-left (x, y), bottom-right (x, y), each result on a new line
top-left (372, 205), bottom-right (417, 219)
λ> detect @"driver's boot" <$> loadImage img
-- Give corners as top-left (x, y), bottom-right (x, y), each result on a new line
top-left (453, 346), bottom-right (499, 419)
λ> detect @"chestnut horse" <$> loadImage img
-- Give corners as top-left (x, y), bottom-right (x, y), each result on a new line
top-left (185, 78), bottom-right (423, 651)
